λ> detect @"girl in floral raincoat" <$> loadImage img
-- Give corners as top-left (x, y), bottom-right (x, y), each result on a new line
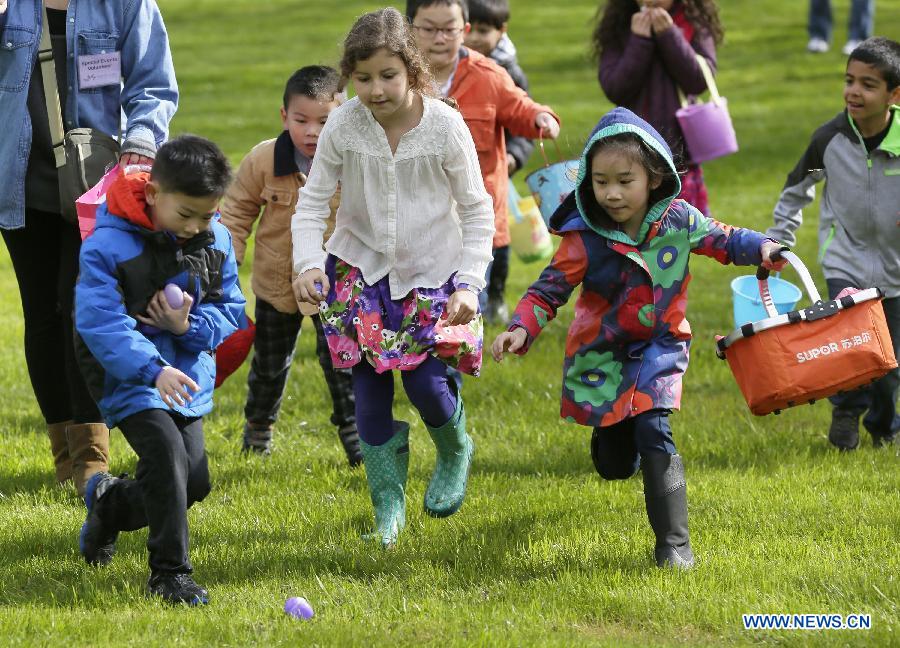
top-left (493, 107), bottom-right (784, 569)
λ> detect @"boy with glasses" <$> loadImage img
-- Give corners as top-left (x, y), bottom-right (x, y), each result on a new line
top-left (406, 0), bottom-right (560, 327)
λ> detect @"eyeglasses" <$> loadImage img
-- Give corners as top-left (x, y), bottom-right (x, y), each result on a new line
top-left (412, 24), bottom-right (465, 38)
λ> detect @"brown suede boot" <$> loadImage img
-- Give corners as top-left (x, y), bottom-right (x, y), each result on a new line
top-left (67, 423), bottom-right (111, 497)
top-left (47, 420), bottom-right (74, 484)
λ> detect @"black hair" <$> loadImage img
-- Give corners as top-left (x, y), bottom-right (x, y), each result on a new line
top-left (468, 0), bottom-right (508, 29)
top-left (283, 65), bottom-right (343, 108)
top-left (151, 135), bottom-right (232, 198)
top-left (406, 0), bottom-right (469, 24)
top-left (848, 37), bottom-right (900, 90)
top-left (578, 132), bottom-right (677, 230)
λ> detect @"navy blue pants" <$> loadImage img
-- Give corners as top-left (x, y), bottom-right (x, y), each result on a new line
top-left (827, 279), bottom-right (900, 437)
top-left (352, 355), bottom-right (457, 446)
top-left (591, 410), bottom-right (676, 480)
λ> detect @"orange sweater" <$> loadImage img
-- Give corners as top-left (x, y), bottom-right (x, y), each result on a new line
top-left (449, 48), bottom-right (559, 248)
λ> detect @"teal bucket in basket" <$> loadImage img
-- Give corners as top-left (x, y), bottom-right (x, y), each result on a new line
top-left (731, 274), bottom-right (802, 326)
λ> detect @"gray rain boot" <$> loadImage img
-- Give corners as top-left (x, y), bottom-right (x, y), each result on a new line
top-left (359, 422), bottom-right (410, 549)
top-left (641, 452), bottom-right (695, 570)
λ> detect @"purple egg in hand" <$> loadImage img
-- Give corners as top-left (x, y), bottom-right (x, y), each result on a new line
top-left (284, 596), bottom-right (314, 620)
top-left (163, 283), bottom-right (184, 309)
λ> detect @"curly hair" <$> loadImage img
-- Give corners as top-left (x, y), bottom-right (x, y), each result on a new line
top-left (590, 0), bottom-right (724, 60)
top-left (340, 7), bottom-right (435, 96)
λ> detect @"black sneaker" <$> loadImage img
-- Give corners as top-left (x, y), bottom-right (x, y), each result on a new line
top-left (872, 431), bottom-right (898, 448)
top-left (337, 424), bottom-right (363, 467)
top-left (79, 471), bottom-right (119, 566)
top-left (242, 423), bottom-right (272, 455)
top-left (147, 572), bottom-right (209, 605)
top-left (828, 411), bottom-right (860, 451)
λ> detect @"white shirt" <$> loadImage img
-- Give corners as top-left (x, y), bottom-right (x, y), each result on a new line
top-left (291, 96), bottom-right (495, 299)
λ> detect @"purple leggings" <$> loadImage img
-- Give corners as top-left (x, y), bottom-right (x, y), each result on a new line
top-left (353, 355), bottom-right (458, 446)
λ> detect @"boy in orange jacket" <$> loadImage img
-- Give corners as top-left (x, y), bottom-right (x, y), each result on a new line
top-left (220, 66), bottom-right (360, 464)
top-left (406, 0), bottom-right (560, 319)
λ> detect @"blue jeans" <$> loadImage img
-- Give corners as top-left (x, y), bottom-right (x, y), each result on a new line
top-left (590, 410), bottom-right (677, 481)
top-left (827, 279), bottom-right (899, 437)
top-left (808, 0), bottom-right (874, 42)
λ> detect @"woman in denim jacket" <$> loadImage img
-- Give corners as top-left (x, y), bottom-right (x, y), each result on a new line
top-left (0, 0), bottom-right (178, 496)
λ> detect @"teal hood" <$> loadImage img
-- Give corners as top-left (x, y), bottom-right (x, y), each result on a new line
top-left (559, 107), bottom-right (682, 245)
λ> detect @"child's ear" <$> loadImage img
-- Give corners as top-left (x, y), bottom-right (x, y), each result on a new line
top-left (280, 106), bottom-right (288, 129)
top-left (144, 180), bottom-right (159, 206)
top-left (649, 175), bottom-right (663, 190)
top-left (500, 22), bottom-right (508, 34)
top-left (889, 85), bottom-right (900, 106)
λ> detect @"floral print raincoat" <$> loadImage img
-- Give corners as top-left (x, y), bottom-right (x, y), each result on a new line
top-left (509, 108), bottom-right (768, 428)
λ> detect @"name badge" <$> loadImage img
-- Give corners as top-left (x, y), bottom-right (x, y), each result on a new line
top-left (78, 51), bottom-right (122, 90)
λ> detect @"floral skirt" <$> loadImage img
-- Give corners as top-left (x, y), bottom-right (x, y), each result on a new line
top-left (320, 256), bottom-right (483, 375)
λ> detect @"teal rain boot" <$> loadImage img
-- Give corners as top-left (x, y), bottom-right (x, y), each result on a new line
top-left (359, 422), bottom-right (410, 549)
top-left (424, 396), bottom-right (474, 518)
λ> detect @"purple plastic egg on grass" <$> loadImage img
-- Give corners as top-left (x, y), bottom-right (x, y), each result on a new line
top-left (284, 596), bottom-right (314, 620)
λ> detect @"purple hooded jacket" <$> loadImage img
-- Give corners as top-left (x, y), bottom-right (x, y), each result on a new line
top-left (598, 16), bottom-right (717, 166)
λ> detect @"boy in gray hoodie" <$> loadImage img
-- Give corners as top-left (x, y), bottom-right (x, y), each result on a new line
top-left (767, 37), bottom-right (900, 450)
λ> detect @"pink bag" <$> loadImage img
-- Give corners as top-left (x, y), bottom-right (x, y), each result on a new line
top-left (75, 164), bottom-right (120, 240)
top-left (675, 55), bottom-right (738, 164)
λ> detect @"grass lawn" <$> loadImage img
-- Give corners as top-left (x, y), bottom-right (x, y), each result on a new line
top-left (1, 1), bottom-right (899, 645)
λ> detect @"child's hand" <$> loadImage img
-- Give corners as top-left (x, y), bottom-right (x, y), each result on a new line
top-left (119, 152), bottom-right (154, 168)
top-left (135, 289), bottom-right (193, 335)
top-left (760, 240), bottom-right (789, 271)
top-left (648, 7), bottom-right (674, 33)
top-left (155, 366), bottom-right (199, 408)
top-left (535, 113), bottom-right (560, 139)
top-left (444, 289), bottom-right (478, 326)
top-left (293, 269), bottom-right (329, 305)
top-left (631, 9), bottom-right (653, 37)
top-left (491, 328), bottom-right (528, 362)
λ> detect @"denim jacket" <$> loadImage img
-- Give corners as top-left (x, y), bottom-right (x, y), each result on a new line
top-left (0, 0), bottom-right (178, 229)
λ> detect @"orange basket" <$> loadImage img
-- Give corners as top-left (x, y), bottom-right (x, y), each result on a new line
top-left (716, 251), bottom-right (897, 415)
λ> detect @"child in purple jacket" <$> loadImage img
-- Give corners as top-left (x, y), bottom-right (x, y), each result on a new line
top-left (592, 0), bottom-right (724, 216)
top-left (492, 108), bottom-right (784, 570)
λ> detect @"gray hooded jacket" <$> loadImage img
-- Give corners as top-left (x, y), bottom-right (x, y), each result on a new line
top-left (767, 107), bottom-right (900, 298)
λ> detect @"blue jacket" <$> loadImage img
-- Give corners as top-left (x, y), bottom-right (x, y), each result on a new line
top-left (75, 174), bottom-right (245, 427)
top-left (0, 0), bottom-right (178, 229)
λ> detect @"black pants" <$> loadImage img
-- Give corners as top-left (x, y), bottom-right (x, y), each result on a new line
top-left (244, 298), bottom-right (355, 429)
top-left (99, 409), bottom-right (211, 574)
top-left (827, 279), bottom-right (900, 436)
top-left (591, 410), bottom-right (676, 480)
top-left (1, 209), bottom-right (100, 424)
top-left (485, 245), bottom-right (509, 301)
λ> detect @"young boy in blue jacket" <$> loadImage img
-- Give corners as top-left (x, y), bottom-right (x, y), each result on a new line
top-left (74, 135), bottom-right (245, 605)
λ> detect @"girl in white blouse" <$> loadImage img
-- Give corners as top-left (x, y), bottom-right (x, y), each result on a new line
top-left (291, 7), bottom-right (494, 548)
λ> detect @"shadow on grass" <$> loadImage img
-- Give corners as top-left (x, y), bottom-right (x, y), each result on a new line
top-left (0, 464), bottom-right (62, 496)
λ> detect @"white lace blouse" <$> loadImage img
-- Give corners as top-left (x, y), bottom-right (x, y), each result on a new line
top-left (291, 96), bottom-right (495, 299)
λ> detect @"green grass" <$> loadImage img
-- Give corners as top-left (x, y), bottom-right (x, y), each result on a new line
top-left (2, 1), bottom-right (899, 645)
